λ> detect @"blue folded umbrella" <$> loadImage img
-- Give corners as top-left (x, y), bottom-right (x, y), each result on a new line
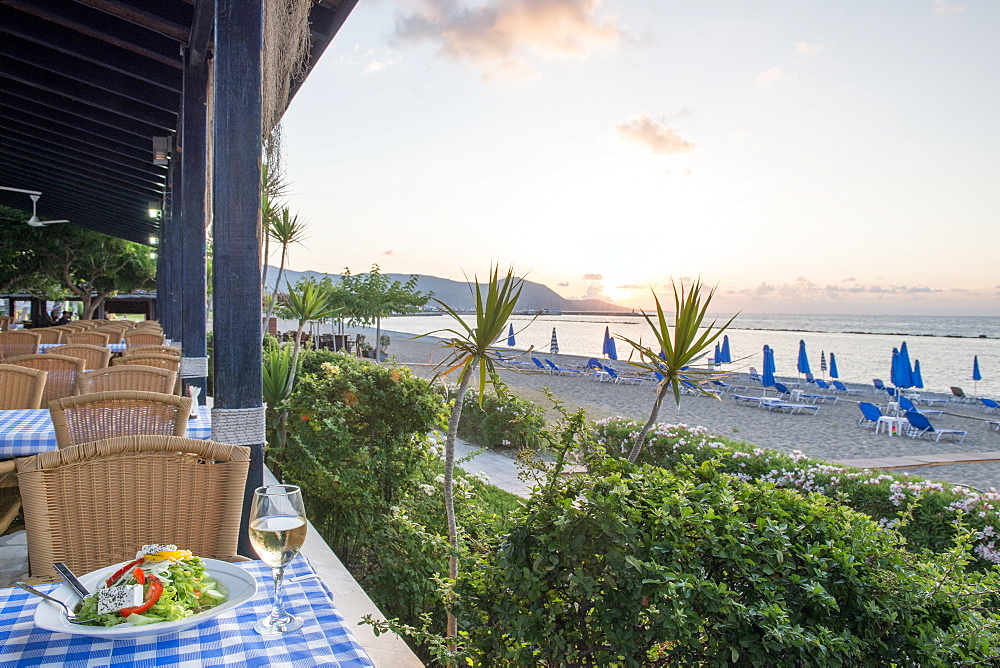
top-left (507, 324), bottom-right (515, 347)
top-left (797, 340), bottom-right (811, 375)
top-left (720, 335), bottom-right (732, 364)
top-left (829, 352), bottom-right (839, 379)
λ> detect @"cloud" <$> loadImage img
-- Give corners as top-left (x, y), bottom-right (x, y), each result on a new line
top-left (615, 284), bottom-right (644, 291)
top-left (582, 273), bottom-right (603, 280)
top-left (933, 0), bottom-right (966, 17)
top-left (382, 249), bottom-right (396, 255)
top-left (843, 277), bottom-right (856, 282)
top-left (394, 0), bottom-right (623, 79)
top-left (756, 66), bottom-right (789, 87)
top-left (796, 41), bottom-right (824, 57)
top-left (615, 112), bottom-right (697, 156)
top-left (557, 281), bottom-right (569, 287)
top-left (581, 283), bottom-right (609, 300)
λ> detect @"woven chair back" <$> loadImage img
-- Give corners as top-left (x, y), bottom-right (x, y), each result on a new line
top-left (120, 345), bottom-right (181, 358)
top-left (77, 365), bottom-right (177, 395)
top-left (0, 315), bottom-right (13, 331)
top-left (48, 390), bottom-right (193, 449)
top-left (6, 354), bottom-right (86, 404)
top-left (47, 344), bottom-right (112, 370)
top-left (16, 435), bottom-right (250, 580)
top-left (92, 328), bottom-right (126, 344)
top-left (124, 332), bottom-right (166, 348)
top-left (0, 330), bottom-right (41, 361)
top-left (0, 364), bottom-right (47, 409)
top-left (33, 329), bottom-right (64, 345)
top-left (66, 331), bottom-right (111, 347)
top-left (113, 354), bottom-right (181, 373)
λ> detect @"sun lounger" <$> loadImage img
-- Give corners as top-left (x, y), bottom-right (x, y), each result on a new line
top-left (899, 396), bottom-right (941, 418)
top-left (950, 386), bottom-right (975, 403)
top-left (857, 402), bottom-right (884, 430)
top-left (545, 359), bottom-right (582, 376)
top-left (748, 368), bottom-right (762, 385)
top-left (732, 394), bottom-right (763, 407)
top-left (903, 411), bottom-right (967, 443)
top-left (831, 381), bottom-right (865, 396)
top-left (873, 379), bottom-right (887, 394)
top-left (763, 401), bottom-right (820, 415)
top-left (981, 398), bottom-right (1000, 414)
top-left (604, 366), bottom-right (645, 385)
top-left (990, 421), bottom-right (1000, 432)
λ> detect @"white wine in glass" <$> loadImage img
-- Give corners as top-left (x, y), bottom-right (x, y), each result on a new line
top-left (249, 485), bottom-right (307, 635)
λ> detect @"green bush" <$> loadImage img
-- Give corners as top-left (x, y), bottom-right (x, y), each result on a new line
top-left (593, 417), bottom-right (1000, 568)
top-left (457, 386), bottom-right (545, 451)
top-left (276, 352), bottom-right (447, 567)
top-left (457, 456), bottom-right (1000, 666)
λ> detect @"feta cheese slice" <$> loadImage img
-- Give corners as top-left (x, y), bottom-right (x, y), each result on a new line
top-left (136, 544), bottom-right (178, 559)
top-left (97, 585), bottom-right (144, 615)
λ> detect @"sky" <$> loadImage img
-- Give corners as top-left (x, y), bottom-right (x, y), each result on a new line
top-left (278, 0), bottom-right (999, 316)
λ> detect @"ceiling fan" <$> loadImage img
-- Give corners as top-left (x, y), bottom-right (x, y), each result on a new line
top-left (25, 194), bottom-right (70, 227)
top-left (0, 187), bottom-right (70, 227)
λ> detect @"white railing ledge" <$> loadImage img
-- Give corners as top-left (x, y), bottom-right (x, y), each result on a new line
top-left (264, 467), bottom-right (423, 667)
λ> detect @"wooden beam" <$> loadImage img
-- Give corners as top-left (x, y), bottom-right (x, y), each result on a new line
top-left (179, 51), bottom-right (210, 402)
top-left (0, 113), bottom-right (153, 164)
top-left (0, 6), bottom-right (182, 92)
top-left (213, 0), bottom-right (264, 557)
top-left (71, 0), bottom-right (191, 43)
top-left (0, 0), bottom-right (183, 69)
top-left (0, 35), bottom-right (180, 111)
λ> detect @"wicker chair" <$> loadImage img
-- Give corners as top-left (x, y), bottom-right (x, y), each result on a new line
top-left (47, 343), bottom-right (112, 370)
top-left (0, 363), bottom-right (47, 409)
top-left (16, 435), bottom-right (250, 580)
top-left (0, 315), bottom-right (13, 331)
top-left (0, 330), bottom-right (41, 361)
top-left (119, 345), bottom-right (181, 359)
top-left (113, 353), bottom-right (181, 373)
top-left (48, 390), bottom-right (193, 449)
top-left (66, 331), bottom-right (111, 347)
top-left (76, 365), bottom-right (177, 395)
top-left (32, 328), bottom-right (64, 345)
top-left (124, 331), bottom-right (167, 348)
top-left (92, 328), bottom-right (126, 344)
top-left (0, 458), bottom-right (20, 535)
top-left (6, 354), bottom-right (86, 404)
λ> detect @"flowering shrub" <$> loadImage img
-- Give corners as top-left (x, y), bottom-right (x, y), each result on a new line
top-left (457, 386), bottom-right (545, 451)
top-left (456, 456), bottom-right (1000, 665)
top-left (594, 416), bottom-right (1000, 566)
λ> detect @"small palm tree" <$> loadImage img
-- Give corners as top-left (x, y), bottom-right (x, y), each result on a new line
top-left (618, 279), bottom-right (736, 463)
top-left (426, 265), bottom-right (524, 643)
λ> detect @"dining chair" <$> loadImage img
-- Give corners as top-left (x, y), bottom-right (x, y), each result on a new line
top-left (124, 331), bottom-right (167, 348)
top-left (76, 365), bottom-right (177, 395)
top-left (32, 328), bottom-right (64, 345)
top-left (6, 354), bottom-right (86, 404)
top-left (66, 331), bottom-right (111, 347)
top-left (119, 345), bottom-right (181, 358)
top-left (47, 343), bottom-right (113, 370)
top-left (16, 435), bottom-right (250, 580)
top-left (48, 390), bottom-right (193, 449)
top-left (0, 315), bottom-right (13, 331)
top-left (0, 330), bottom-right (41, 361)
top-left (0, 363), bottom-right (47, 409)
top-left (0, 458), bottom-right (20, 535)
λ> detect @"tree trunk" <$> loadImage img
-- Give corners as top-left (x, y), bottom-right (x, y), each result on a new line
top-left (444, 370), bottom-right (472, 645)
top-left (627, 383), bottom-right (668, 463)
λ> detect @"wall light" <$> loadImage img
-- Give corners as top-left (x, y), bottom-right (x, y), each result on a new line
top-left (152, 136), bottom-right (172, 165)
top-left (148, 202), bottom-right (162, 220)
top-left (149, 236), bottom-right (159, 245)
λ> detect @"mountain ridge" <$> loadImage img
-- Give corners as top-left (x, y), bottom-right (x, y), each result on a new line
top-left (264, 266), bottom-right (630, 312)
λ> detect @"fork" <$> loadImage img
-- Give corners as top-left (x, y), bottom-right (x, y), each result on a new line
top-left (15, 582), bottom-right (98, 624)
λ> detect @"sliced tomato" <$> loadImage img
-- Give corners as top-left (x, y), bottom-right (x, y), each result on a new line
top-left (120, 575), bottom-right (163, 617)
top-left (105, 558), bottom-right (144, 588)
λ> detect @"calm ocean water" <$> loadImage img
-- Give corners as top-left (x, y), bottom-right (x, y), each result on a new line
top-left (383, 313), bottom-right (1000, 398)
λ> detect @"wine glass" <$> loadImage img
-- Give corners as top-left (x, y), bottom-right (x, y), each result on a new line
top-left (248, 484), bottom-right (308, 635)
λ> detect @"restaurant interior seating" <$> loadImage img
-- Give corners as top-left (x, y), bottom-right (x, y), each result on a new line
top-left (119, 345), bottom-right (181, 359)
top-left (124, 331), bottom-right (167, 348)
top-left (65, 331), bottom-right (111, 347)
top-left (16, 435), bottom-right (250, 580)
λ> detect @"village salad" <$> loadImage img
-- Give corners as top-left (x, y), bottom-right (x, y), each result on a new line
top-left (73, 545), bottom-right (228, 627)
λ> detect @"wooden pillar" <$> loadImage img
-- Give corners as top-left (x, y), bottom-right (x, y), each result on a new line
top-left (179, 50), bottom-right (210, 404)
top-left (213, 0), bottom-right (265, 557)
top-left (160, 158), bottom-right (182, 339)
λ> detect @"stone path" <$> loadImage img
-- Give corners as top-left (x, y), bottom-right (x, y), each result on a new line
top-left (835, 451), bottom-right (1000, 471)
top-left (454, 439), bottom-right (532, 498)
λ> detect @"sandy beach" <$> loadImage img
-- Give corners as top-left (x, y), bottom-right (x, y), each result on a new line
top-left (342, 326), bottom-right (1000, 491)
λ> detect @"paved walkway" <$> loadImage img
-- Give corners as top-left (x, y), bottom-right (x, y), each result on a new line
top-left (454, 439), bottom-right (532, 498)
top-left (834, 451), bottom-right (1000, 470)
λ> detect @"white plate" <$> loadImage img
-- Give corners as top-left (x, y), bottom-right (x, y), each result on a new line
top-left (34, 558), bottom-right (259, 639)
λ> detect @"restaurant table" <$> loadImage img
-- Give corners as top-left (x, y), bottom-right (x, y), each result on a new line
top-left (0, 555), bottom-right (374, 667)
top-left (0, 406), bottom-right (212, 459)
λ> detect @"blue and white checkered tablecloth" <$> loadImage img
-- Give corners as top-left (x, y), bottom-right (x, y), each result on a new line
top-left (0, 406), bottom-right (212, 459)
top-left (0, 555), bottom-right (374, 667)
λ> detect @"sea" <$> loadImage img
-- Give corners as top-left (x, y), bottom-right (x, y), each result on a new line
top-left (379, 313), bottom-right (1000, 398)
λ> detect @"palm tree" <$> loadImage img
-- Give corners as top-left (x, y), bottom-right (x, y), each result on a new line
top-left (266, 207), bottom-right (308, 320)
top-left (426, 265), bottom-right (524, 643)
top-left (618, 279), bottom-right (736, 463)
